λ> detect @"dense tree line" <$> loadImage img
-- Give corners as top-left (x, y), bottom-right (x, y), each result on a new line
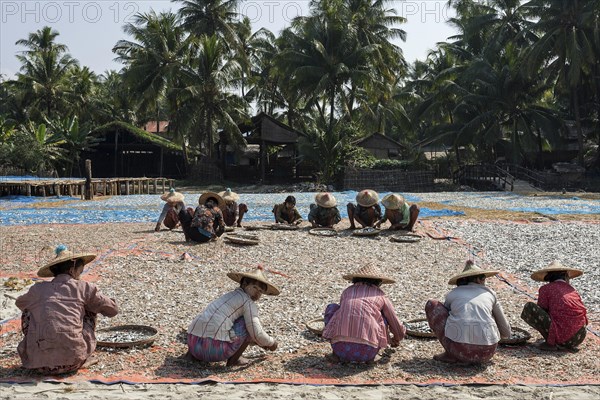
top-left (1, 0), bottom-right (599, 181)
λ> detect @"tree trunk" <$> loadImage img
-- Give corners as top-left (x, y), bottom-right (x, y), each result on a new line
top-left (536, 128), bottom-right (544, 169)
top-left (328, 86), bottom-right (335, 134)
top-left (572, 88), bottom-right (584, 167)
top-left (512, 119), bottom-right (519, 165)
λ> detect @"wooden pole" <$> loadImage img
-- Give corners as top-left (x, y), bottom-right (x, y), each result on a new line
top-left (84, 159), bottom-right (93, 200)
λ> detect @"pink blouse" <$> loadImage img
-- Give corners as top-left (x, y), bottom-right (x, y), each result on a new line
top-left (322, 283), bottom-right (406, 348)
top-left (16, 274), bottom-right (118, 369)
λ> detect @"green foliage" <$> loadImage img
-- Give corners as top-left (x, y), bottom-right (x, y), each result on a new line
top-left (0, 128), bottom-right (48, 173)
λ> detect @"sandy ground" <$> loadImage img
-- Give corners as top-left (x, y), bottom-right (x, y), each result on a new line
top-left (1, 381), bottom-right (600, 399)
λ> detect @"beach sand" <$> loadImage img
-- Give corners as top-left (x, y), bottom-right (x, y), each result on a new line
top-left (2, 381), bottom-right (600, 399)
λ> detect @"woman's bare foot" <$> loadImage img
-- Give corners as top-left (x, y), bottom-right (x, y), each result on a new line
top-left (226, 356), bottom-right (249, 366)
top-left (537, 341), bottom-right (558, 351)
top-left (81, 355), bottom-right (99, 369)
top-left (179, 351), bottom-right (196, 361)
top-left (433, 352), bottom-right (458, 363)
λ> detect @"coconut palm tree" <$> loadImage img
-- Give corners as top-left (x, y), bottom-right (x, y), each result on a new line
top-left (114, 10), bottom-right (193, 152)
top-left (523, 0), bottom-right (599, 166)
top-left (174, 0), bottom-right (241, 52)
top-left (13, 26), bottom-right (78, 119)
top-left (177, 35), bottom-right (247, 158)
top-left (276, 2), bottom-right (377, 135)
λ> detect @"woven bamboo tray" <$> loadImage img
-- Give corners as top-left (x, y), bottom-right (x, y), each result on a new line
top-left (404, 318), bottom-right (436, 338)
top-left (305, 317), bottom-right (325, 336)
top-left (97, 324), bottom-right (158, 348)
top-left (499, 327), bottom-right (531, 345)
top-left (309, 228), bottom-right (338, 237)
top-left (271, 223), bottom-right (299, 230)
top-left (390, 233), bottom-right (422, 243)
top-left (352, 227), bottom-right (380, 237)
top-left (224, 235), bottom-right (259, 245)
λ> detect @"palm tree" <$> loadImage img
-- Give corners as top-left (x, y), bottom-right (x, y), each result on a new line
top-left (64, 65), bottom-right (100, 125)
top-left (523, 0), bottom-right (599, 166)
top-left (277, 1), bottom-right (377, 135)
top-left (114, 10), bottom-right (192, 151)
top-left (174, 0), bottom-right (241, 50)
top-left (13, 26), bottom-right (78, 119)
top-left (177, 35), bottom-right (247, 158)
top-left (96, 70), bottom-right (136, 124)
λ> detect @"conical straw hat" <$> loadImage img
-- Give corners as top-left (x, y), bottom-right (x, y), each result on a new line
top-left (37, 245), bottom-right (96, 278)
top-left (381, 193), bottom-right (405, 210)
top-left (315, 192), bottom-right (337, 208)
top-left (198, 191), bottom-right (226, 210)
top-left (448, 260), bottom-right (499, 285)
top-left (356, 189), bottom-right (379, 207)
top-left (342, 264), bottom-right (395, 284)
top-left (227, 266), bottom-right (280, 296)
top-left (530, 260), bottom-right (583, 282)
top-left (218, 188), bottom-right (240, 202)
top-left (160, 188), bottom-right (184, 203)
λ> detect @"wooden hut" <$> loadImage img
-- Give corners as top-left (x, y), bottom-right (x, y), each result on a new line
top-left (355, 133), bottom-right (406, 160)
top-left (83, 121), bottom-right (185, 178)
top-left (231, 113), bottom-right (306, 182)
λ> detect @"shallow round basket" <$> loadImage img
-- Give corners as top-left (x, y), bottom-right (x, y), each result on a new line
top-left (224, 235), bottom-right (260, 245)
top-left (309, 228), bottom-right (338, 237)
top-left (306, 317), bottom-right (325, 336)
top-left (404, 318), bottom-right (436, 338)
top-left (352, 227), bottom-right (380, 237)
top-left (499, 327), bottom-right (531, 345)
top-left (271, 223), bottom-right (299, 231)
top-left (96, 324), bottom-right (158, 348)
top-left (244, 225), bottom-right (267, 231)
top-left (228, 232), bottom-right (259, 240)
top-left (390, 233), bottom-right (422, 243)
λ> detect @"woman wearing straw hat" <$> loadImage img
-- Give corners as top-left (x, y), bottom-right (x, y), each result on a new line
top-left (181, 192), bottom-right (226, 243)
top-left (375, 193), bottom-right (420, 231)
top-left (521, 261), bottom-right (588, 351)
top-left (308, 192), bottom-right (341, 228)
top-left (425, 260), bottom-right (511, 364)
top-left (155, 188), bottom-right (187, 232)
top-left (322, 264), bottom-right (406, 363)
top-left (185, 267), bottom-right (279, 366)
top-left (218, 188), bottom-right (248, 228)
top-left (347, 189), bottom-right (382, 230)
top-left (15, 245), bottom-right (119, 375)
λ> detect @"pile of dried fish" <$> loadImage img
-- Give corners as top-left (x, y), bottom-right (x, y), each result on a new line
top-left (405, 320), bottom-right (433, 334)
top-left (0, 196), bottom-right (598, 383)
top-left (97, 330), bottom-right (151, 343)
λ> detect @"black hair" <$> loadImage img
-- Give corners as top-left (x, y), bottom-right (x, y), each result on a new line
top-left (456, 274), bottom-right (486, 286)
top-left (352, 277), bottom-right (383, 287)
top-left (240, 277), bottom-right (267, 291)
top-left (49, 259), bottom-right (82, 276)
top-left (544, 271), bottom-right (568, 282)
top-left (285, 195), bottom-right (296, 205)
top-left (205, 198), bottom-right (217, 208)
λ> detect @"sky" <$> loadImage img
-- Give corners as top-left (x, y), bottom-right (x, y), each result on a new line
top-left (0, 1), bottom-right (458, 79)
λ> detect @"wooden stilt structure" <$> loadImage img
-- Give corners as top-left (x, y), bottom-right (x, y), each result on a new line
top-left (0, 177), bottom-right (174, 198)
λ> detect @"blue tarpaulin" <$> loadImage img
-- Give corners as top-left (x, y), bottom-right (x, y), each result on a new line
top-left (0, 191), bottom-right (464, 226)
